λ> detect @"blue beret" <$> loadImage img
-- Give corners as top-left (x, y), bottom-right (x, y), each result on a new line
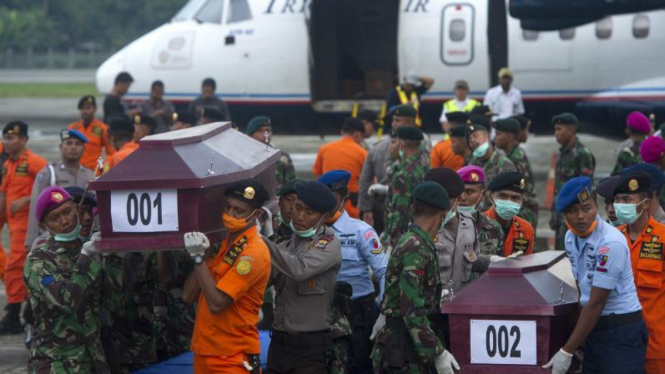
top-left (295, 181), bottom-right (336, 213)
top-left (64, 186), bottom-right (97, 207)
top-left (555, 177), bottom-right (594, 213)
top-left (317, 170), bottom-right (351, 192)
top-left (620, 163), bottom-right (665, 189)
top-left (60, 129), bottom-right (89, 144)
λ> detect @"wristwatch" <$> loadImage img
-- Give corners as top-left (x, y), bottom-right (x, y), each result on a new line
top-left (194, 254), bottom-right (205, 265)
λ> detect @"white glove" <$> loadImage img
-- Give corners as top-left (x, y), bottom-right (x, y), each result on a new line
top-left (507, 251), bottom-right (523, 259)
top-left (370, 314), bottom-right (386, 340)
top-left (490, 255), bottom-right (505, 263)
top-left (368, 183), bottom-right (389, 196)
top-left (183, 232), bottom-right (210, 259)
top-left (81, 232), bottom-right (101, 257)
top-left (543, 348), bottom-right (573, 374)
top-left (434, 349), bottom-right (460, 374)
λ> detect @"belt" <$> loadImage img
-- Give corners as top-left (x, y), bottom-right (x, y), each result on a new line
top-left (594, 310), bottom-right (643, 331)
top-left (271, 330), bottom-right (331, 347)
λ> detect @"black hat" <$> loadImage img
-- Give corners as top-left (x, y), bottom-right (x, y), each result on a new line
top-left (471, 105), bottom-right (493, 118)
top-left (342, 117), bottom-right (365, 133)
top-left (358, 109), bottom-right (377, 122)
top-left (449, 124), bottom-right (469, 138)
top-left (295, 181), bottom-right (337, 213)
top-left (114, 72), bottom-right (134, 84)
top-left (392, 104), bottom-right (417, 118)
top-left (466, 123), bottom-right (489, 136)
top-left (201, 107), bottom-right (225, 122)
top-left (413, 181), bottom-right (450, 210)
top-left (392, 126), bottom-right (423, 141)
top-left (596, 176), bottom-right (620, 200)
top-left (3, 121), bottom-right (28, 138)
top-left (78, 95), bottom-right (96, 109)
top-left (613, 171), bottom-right (652, 196)
top-left (446, 111), bottom-right (470, 124)
top-left (424, 168), bottom-right (464, 198)
top-left (511, 115), bottom-right (531, 130)
top-left (108, 115), bottom-right (134, 134)
top-left (467, 114), bottom-right (491, 129)
top-left (225, 180), bottom-right (270, 208)
top-left (173, 111), bottom-right (196, 126)
top-left (493, 118), bottom-right (521, 135)
top-left (552, 112), bottom-right (579, 127)
top-left (64, 186), bottom-right (97, 207)
top-left (134, 115), bottom-right (157, 131)
top-left (621, 163), bottom-right (665, 189)
top-left (277, 178), bottom-right (308, 197)
top-left (488, 172), bottom-right (526, 193)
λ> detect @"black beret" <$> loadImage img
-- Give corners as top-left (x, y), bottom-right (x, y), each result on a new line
top-left (493, 118), bottom-right (521, 135)
top-left (64, 186), bottom-right (97, 207)
top-left (78, 95), bottom-right (96, 109)
top-left (295, 181), bottom-right (337, 213)
top-left (488, 172), bottom-right (526, 193)
top-left (134, 115), bottom-right (157, 131)
top-left (511, 115), bottom-right (531, 130)
top-left (552, 112), bottom-right (579, 126)
top-left (413, 181), bottom-right (450, 210)
top-left (392, 104), bottom-right (417, 118)
top-left (392, 126), bottom-right (423, 141)
top-left (446, 111), bottom-right (470, 124)
top-left (467, 114), bottom-right (491, 129)
top-left (424, 168), bottom-right (464, 198)
top-left (3, 121), bottom-right (28, 138)
top-left (173, 111), bottom-right (196, 126)
top-left (108, 115), bottom-right (134, 134)
top-left (449, 124), bottom-right (469, 138)
top-left (470, 105), bottom-right (493, 118)
top-left (358, 109), bottom-right (377, 122)
top-left (343, 117), bottom-right (365, 133)
top-left (613, 171), bottom-right (652, 196)
top-left (225, 180), bottom-right (270, 208)
top-left (596, 176), bottom-right (620, 200)
top-left (277, 178), bottom-right (307, 197)
top-left (200, 107), bottom-right (225, 121)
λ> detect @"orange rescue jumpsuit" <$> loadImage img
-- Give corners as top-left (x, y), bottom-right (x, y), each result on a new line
top-left (430, 134), bottom-right (464, 171)
top-left (104, 141), bottom-right (139, 171)
top-left (69, 118), bottom-right (116, 170)
top-left (485, 207), bottom-right (534, 256)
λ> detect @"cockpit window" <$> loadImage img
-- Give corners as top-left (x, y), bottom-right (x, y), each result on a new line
top-left (228, 0), bottom-right (252, 23)
top-left (194, 0), bottom-right (224, 24)
top-left (172, 0), bottom-right (206, 22)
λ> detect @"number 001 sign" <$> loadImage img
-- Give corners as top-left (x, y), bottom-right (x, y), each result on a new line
top-left (111, 190), bottom-right (178, 233)
top-left (470, 320), bottom-right (536, 365)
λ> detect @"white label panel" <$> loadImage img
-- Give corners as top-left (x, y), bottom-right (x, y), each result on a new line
top-left (470, 320), bottom-right (537, 365)
top-left (111, 190), bottom-right (178, 233)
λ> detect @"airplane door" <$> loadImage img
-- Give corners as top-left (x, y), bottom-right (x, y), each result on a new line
top-left (441, 4), bottom-right (474, 66)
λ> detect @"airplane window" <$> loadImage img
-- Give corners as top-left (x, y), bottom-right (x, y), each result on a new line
top-left (595, 17), bottom-right (612, 39)
top-left (559, 28), bottom-right (575, 40)
top-left (522, 30), bottom-right (538, 41)
top-left (195, 0), bottom-right (224, 24)
top-left (449, 19), bottom-right (466, 42)
top-left (633, 15), bottom-right (650, 39)
top-left (173, 0), bottom-right (206, 21)
top-left (228, 0), bottom-right (252, 23)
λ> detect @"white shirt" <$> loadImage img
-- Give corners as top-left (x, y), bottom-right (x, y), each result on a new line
top-left (439, 98), bottom-right (472, 123)
top-left (483, 85), bottom-right (525, 120)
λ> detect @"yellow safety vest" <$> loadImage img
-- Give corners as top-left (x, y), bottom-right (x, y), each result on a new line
top-left (396, 85), bottom-right (422, 127)
top-left (443, 98), bottom-right (480, 114)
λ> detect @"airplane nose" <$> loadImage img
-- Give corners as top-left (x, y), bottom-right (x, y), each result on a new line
top-left (96, 49), bottom-right (126, 94)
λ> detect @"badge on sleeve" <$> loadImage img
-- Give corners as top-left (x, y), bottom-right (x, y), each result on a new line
top-left (370, 238), bottom-right (383, 255)
top-left (236, 257), bottom-right (252, 275)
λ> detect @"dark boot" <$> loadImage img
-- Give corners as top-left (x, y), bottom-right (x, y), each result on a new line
top-left (0, 303), bottom-right (23, 335)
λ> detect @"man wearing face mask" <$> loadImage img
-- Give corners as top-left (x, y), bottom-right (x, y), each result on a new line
top-left (544, 177), bottom-right (645, 374)
top-left (23, 186), bottom-right (109, 373)
top-left (613, 172), bottom-right (665, 373)
top-left (371, 181), bottom-right (460, 374)
top-left (182, 180), bottom-right (271, 373)
top-left (266, 181), bottom-right (342, 374)
top-left (484, 172), bottom-right (534, 256)
top-left (595, 176), bottom-right (621, 227)
top-left (620, 163), bottom-right (665, 223)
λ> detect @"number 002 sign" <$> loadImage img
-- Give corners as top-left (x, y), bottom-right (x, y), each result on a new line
top-left (111, 190), bottom-right (178, 233)
top-left (470, 320), bottom-right (536, 365)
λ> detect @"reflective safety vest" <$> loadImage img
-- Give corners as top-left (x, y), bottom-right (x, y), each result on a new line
top-left (443, 98), bottom-right (480, 115)
top-left (396, 85), bottom-right (422, 127)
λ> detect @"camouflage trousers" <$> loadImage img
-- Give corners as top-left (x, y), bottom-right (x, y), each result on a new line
top-left (328, 337), bottom-right (349, 374)
top-left (519, 201), bottom-right (539, 234)
top-left (371, 358), bottom-right (435, 374)
top-left (30, 357), bottom-right (108, 374)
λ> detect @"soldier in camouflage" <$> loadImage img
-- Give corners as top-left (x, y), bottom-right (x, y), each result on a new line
top-left (245, 116), bottom-right (296, 191)
top-left (492, 118), bottom-right (539, 229)
top-left (371, 181), bottom-right (459, 373)
top-left (328, 282), bottom-right (353, 374)
top-left (611, 111), bottom-right (651, 175)
top-left (23, 186), bottom-right (109, 373)
top-left (550, 113), bottom-right (596, 250)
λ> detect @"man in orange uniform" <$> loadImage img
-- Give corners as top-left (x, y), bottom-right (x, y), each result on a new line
top-left (0, 142), bottom-right (7, 282)
top-left (614, 171), bottom-right (665, 373)
top-left (182, 180), bottom-right (271, 373)
top-left (484, 171), bottom-right (534, 256)
top-left (104, 116), bottom-right (139, 171)
top-left (312, 117), bottom-right (368, 218)
top-left (68, 95), bottom-right (115, 170)
top-left (0, 121), bottom-right (48, 335)
top-left (430, 111), bottom-right (468, 170)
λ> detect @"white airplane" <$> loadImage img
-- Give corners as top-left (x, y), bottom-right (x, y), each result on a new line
top-left (96, 0), bottom-right (665, 135)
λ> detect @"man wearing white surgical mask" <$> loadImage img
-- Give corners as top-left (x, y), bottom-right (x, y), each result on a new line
top-left (484, 172), bottom-right (534, 257)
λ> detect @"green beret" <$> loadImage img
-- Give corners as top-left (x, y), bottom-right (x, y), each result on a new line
top-left (613, 171), bottom-right (652, 196)
top-left (511, 115), bottom-right (531, 130)
top-left (392, 104), bottom-right (417, 118)
top-left (467, 114), bottom-right (491, 129)
top-left (467, 123), bottom-right (488, 136)
top-left (488, 172), bottom-right (526, 193)
top-left (413, 181), bottom-right (450, 210)
top-left (246, 116), bottom-right (271, 135)
top-left (392, 126), bottom-right (423, 141)
top-left (552, 112), bottom-right (579, 126)
top-left (446, 111), bottom-right (469, 124)
top-left (449, 124), bottom-right (469, 138)
top-left (277, 178), bottom-right (307, 197)
top-left (493, 118), bottom-right (521, 135)
top-left (471, 105), bottom-right (493, 119)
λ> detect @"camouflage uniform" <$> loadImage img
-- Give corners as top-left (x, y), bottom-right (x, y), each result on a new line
top-left (550, 137), bottom-right (596, 250)
top-left (23, 238), bottom-right (109, 374)
top-left (371, 225), bottom-right (443, 373)
top-left (471, 211), bottom-right (504, 280)
top-left (469, 148), bottom-right (516, 212)
top-left (381, 152), bottom-right (429, 250)
top-left (506, 145), bottom-right (539, 229)
top-left (328, 284), bottom-right (353, 374)
top-left (275, 151), bottom-right (296, 192)
top-left (611, 139), bottom-right (642, 175)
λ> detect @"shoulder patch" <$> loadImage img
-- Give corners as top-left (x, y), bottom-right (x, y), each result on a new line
top-left (91, 126), bottom-right (103, 136)
top-left (315, 239), bottom-right (330, 249)
top-left (236, 255), bottom-right (253, 275)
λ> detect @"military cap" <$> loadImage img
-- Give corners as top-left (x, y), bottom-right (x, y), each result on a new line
top-left (596, 176), bottom-right (620, 200)
top-left (511, 115), bottom-right (531, 130)
top-left (134, 115), bottom-right (157, 131)
top-left (277, 178), bottom-right (307, 197)
top-left (555, 177), bottom-right (594, 213)
top-left (640, 136), bottom-right (665, 164)
top-left (468, 114), bottom-right (491, 129)
top-left (224, 180), bottom-right (270, 208)
top-left (424, 168), bottom-right (464, 198)
top-left (246, 116), bottom-right (271, 135)
top-left (613, 171), bottom-right (652, 196)
top-left (173, 111), bottom-right (196, 126)
top-left (488, 172), bottom-right (526, 193)
top-left (551, 112), bottom-right (579, 126)
top-left (35, 186), bottom-right (72, 222)
top-left (358, 109), bottom-right (377, 122)
top-left (621, 163), bottom-right (665, 189)
top-left (391, 104), bottom-right (417, 118)
top-left (498, 67), bottom-right (513, 78)
top-left (413, 181), bottom-right (450, 210)
top-left (470, 105), bottom-right (493, 119)
top-left (77, 95), bottom-right (96, 109)
top-left (457, 165), bottom-right (486, 184)
top-left (201, 107), bottom-right (224, 122)
top-left (108, 115), bottom-right (134, 134)
top-left (446, 111), bottom-right (470, 124)
top-left (60, 129), bottom-right (89, 144)
top-left (626, 111), bottom-right (650, 134)
top-left (64, 186), bottom-right (97, 207)
top-left (449, 124), bottom-right (469, 138)
top-left (392, 126), bottom-right (423, 141)
top-left (3, 120), bottom-right (28, 138)
top-left (318, 170), bottom-right (351, 192)
top-left (493, 118), bottom-right (521, 135)
top-left (295, 181), bottom-right (337, 213)
top-left (342, 117), bottom-right (365, 133)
